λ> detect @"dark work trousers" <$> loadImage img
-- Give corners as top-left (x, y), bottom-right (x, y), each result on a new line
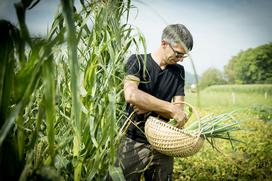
top-left (116, 136), bottom-right (173, 181)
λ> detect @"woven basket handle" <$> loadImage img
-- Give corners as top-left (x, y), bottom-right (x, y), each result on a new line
top-left (172, 101), bottom-right (201, 132)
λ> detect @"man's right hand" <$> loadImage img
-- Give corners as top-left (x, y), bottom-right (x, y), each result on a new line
top-left (171, 104), bottom-right (188, 128)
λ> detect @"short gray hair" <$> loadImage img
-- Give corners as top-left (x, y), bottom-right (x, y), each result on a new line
top-left (161, 24), bottom-right (193, 51)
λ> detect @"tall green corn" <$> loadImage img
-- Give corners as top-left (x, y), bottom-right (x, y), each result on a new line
top-left (61, 0), bottom-right (82, 180)
top-left (0, 0), bottom-right (144, 180)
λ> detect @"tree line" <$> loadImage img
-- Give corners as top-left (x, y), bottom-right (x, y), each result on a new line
top-left (198, 43), bottom-right (272, 88)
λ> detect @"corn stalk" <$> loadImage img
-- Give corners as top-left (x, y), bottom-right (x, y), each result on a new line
top-left (0, 0), bottom-right (144, 180)
top-left (60, 0), bottom-right (82, 180)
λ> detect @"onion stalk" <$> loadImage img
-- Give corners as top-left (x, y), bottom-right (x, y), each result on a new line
top-left (169, 110), bottom-right (243, 149)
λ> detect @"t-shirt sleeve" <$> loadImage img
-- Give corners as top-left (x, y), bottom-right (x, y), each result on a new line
top-left (125, 54), bottom-right (142, 79)
top-left (175, 65), bottom-right (185, 96)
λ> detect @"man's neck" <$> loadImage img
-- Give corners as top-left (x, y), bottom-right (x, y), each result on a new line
top-left (151, 48), bottom-right (167, 69)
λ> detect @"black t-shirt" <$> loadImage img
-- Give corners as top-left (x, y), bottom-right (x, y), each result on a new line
top-left (125, 53), bottom-right (185, 143)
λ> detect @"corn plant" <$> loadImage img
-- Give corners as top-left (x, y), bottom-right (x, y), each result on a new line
top-left (0, 0), bottom-right (144, 180)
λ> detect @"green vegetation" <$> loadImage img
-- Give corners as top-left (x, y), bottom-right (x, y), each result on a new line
top-left (184, 111), bottom-right (241, 143)
top-left (198, 68), bottom-right (226, 88)
top-left (187, 85), bottom-right (271, 111)
top-left (204, 84), bottom-right (272, 94)
top-left (173, 86), bottom-right (272, 180)
top-left (1, 0), bottom-right (271, 180)
top-left (198, 43), bottom-right (272, 88)
top-left (0, 0), bottom-right (143, 180)
top-left (224, 43), bottom-right (272, 84)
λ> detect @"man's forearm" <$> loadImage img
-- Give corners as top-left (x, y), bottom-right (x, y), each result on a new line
top-left (126, 88), bottom-right (173, 117)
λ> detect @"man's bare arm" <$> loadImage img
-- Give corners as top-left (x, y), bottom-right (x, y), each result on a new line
top-left (124, 75), bottom-right (185, 122)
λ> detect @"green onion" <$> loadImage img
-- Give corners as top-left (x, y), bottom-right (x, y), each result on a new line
top-left (168, 110), bottom-right (242, 148)
top-left (184, 111), bottom-right (242, 148)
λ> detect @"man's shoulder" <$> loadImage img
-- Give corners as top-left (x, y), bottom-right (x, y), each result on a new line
top-left (134, 53), bottom-right (151, 61)
top-left (170, 63), bottom-right (184, 73)
top-left (127, 54), bottom-right (152, 67)
top-left (128, 53), bottom-right (149, 61)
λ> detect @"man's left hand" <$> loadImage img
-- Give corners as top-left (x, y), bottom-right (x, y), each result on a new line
top-left (131, 104), bottom-right (149, 115)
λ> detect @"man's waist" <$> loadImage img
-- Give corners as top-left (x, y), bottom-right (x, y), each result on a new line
top-left (126, 132), bottom-right (149, 145)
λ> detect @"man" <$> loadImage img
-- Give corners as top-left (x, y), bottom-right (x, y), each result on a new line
top-left (118, 24), bottom-right (193, 180)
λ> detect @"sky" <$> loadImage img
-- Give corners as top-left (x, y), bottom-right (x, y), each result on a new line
top-left (1, 0), bottom-right (272, 75)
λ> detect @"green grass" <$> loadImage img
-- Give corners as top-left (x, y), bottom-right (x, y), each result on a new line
top-left (186, 88), bottom-right (272, 114)
top-left (173, 86), bottom-right (272, 180)
top-left (204, 84), bottom-right (272, 94)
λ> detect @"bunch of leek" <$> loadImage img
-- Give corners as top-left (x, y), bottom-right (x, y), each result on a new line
top-left (169, 110), bottom-right (242, 149)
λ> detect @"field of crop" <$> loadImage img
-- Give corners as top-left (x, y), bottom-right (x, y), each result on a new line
top-left (1, 1), bottom-right (271, 180)
top-left (173, 85), bottom-right (272, 180)
top-left (204, 84), bottom-right (272, 94)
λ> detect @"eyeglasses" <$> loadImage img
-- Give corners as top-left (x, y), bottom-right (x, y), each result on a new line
top-left (169, 44), bottom-right (188, 59)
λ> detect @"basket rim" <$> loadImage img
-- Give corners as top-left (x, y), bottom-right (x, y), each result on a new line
top-left (145, 116), bottom-right (202, 138)
top-left (144, 116), bottom-right (205, 157)
top-left (171, 101), bottom-right (201, 131)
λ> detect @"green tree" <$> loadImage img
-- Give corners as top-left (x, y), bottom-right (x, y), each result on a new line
top-left (224, 43), bottom-right (272, 84)
top-left (199, 68), bottom-right (226, 88)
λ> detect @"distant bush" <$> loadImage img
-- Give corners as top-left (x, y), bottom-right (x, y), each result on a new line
top-left (251, 104), bottom-right (272, 122)
top-left (199, 68), bottom-right (226, 88)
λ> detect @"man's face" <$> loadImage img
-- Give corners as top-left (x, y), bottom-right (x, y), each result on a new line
top-left (165, 43), bottom-right (187, 65)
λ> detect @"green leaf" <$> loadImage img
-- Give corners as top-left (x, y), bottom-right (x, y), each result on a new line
top-left (109, 166), bottom-right (125, 181)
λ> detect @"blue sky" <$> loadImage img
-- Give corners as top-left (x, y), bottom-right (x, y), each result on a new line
top-left (1, 0), bottom-right (272, 74)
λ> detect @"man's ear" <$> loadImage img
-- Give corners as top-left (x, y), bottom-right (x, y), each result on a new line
top-left (161, 39), bottom-right (168, 48)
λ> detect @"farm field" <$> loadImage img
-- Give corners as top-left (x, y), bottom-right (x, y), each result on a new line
top-left (173, 85), bottom-right (272, 180)
top-left (1, 0), bottom-right (271, 180)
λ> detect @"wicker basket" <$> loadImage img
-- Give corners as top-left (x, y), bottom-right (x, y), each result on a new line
top-left (144, 102), bottom-right (204, 157)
